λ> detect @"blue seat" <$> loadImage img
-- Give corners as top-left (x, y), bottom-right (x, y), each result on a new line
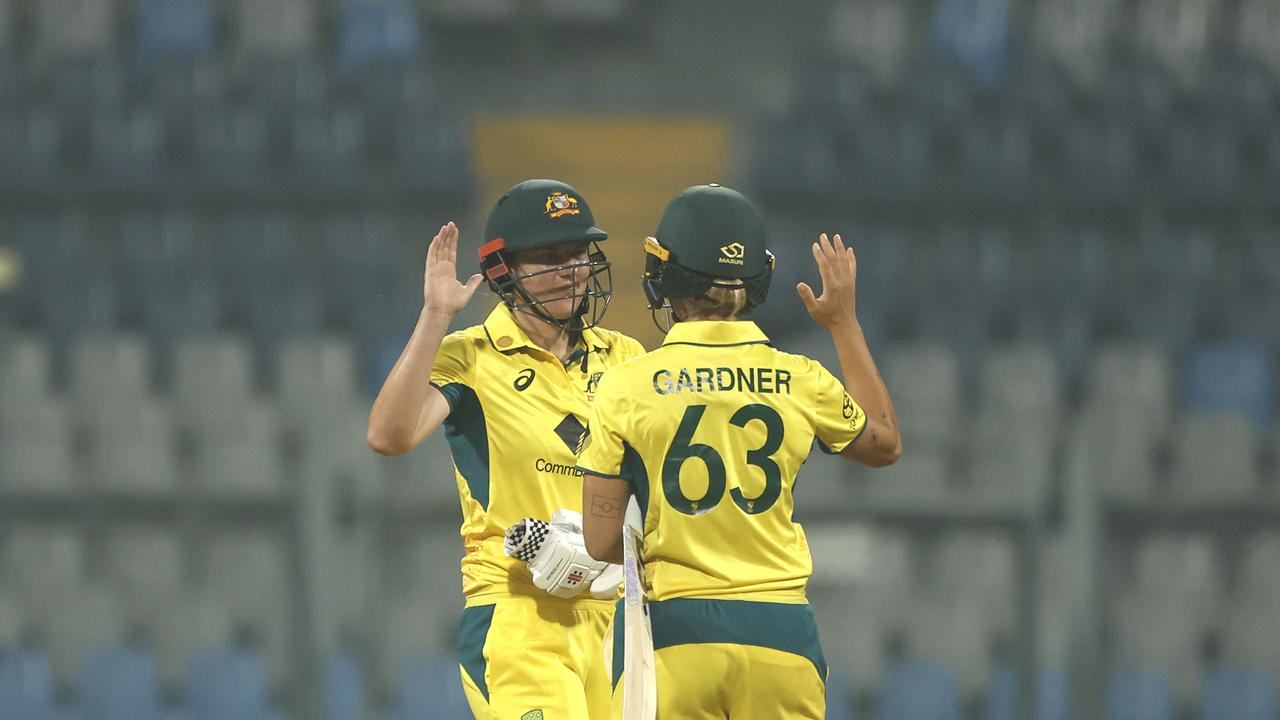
top-left (76, 647), bottom-right (164, 720)
top-left (1198, 667), bottom-right (1279, 720)
top-left (389, 655), bottom-right (471, 720)
top-left (0, 649), bottom-right (80, 720)
top-left (929, 0), bottom-right (1011, 85)
top-left (336, 0), bottom-right (421, 75)
top-left (1107, 668), bottom-right (1176, 720)
top-left (986, 665), bottom-right (1071, 720)
top-left (185, 648), bottom-right (273, 720)
top-left (133, 0), bottom-right (216, 59)
top-left (1185, 342), bottom-right (1273, 429)
top-left (328, 651), bottom-right (362, 720)
top-left (825, 667), bottom-right (857, 720)
top-left (877, 658), bottom-right (963, 720)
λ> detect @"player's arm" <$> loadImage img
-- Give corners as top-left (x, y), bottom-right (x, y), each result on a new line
top-left (582, 474), bottom-right (632, 564)
top-left (797, 233), bottom-right (902, 467)
top-left (367, 222), bottom-right (483, 456)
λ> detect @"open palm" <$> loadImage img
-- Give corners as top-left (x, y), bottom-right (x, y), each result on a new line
top-left (424, 221), bottom-right (484, 316)
top-left (796, 233), bottom-right (858, 330)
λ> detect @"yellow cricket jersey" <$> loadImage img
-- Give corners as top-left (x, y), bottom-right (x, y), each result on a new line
top-left (431, 304), bottom-right (646, 604)
top-left (577, 320), bottom-right (866, 604)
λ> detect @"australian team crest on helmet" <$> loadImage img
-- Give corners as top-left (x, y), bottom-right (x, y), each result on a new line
top-left (545, 192), bottom-right (581, 218)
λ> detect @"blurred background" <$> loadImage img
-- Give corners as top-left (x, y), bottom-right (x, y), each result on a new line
top-left (0, 0), bottom-right (1278, 718)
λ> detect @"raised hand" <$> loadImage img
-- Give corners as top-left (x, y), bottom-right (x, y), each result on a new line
top-left (795, 233), bottom-right (859, 331)
top-left (424, 221), bottom-right (484, 318)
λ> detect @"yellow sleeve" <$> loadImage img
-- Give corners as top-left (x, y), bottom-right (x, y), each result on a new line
top-left (812, 362), bottom-right (867, 454)
top-left (429, 332), bottom-right (474, 413)
top-left (576, 371), bottom-right (631, 478)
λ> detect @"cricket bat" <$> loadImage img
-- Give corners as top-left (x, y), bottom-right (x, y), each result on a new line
top-left (621, 498), bottom-right (657, 720)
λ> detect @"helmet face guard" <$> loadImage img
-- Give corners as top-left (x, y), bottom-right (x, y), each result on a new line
top-left (480, 238), bottom-right (613, 332)
top-left (642, 236), bottom-right (773, 332)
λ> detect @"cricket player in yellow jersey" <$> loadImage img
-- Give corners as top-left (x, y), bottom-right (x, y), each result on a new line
top-left (367, 179), bottom-right (646, 719)
top-left (577, 184), bottom-right (902, 719)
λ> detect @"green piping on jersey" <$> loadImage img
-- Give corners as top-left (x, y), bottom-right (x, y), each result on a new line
top-left (621, 442), bottom-right (650, 525)
top-left (610, 597), bottom-right (828, 688)
top-left (659, 340), bottom-right (772, 350)
top-left (440, 382), bottom-right (492, 509)
top-left (459, 603), bottom-right (496, 701)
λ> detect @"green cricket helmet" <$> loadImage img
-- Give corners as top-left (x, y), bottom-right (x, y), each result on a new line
top-left (478, 179), bottom-right (612, 331)
top-left (642, 183), bottom-right (775, 316)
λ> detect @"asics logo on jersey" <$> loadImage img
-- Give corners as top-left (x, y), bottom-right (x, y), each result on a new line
top-left (718, 242), bottom-right (746, 265)
top-left (545, 192), bottom-right (581, 218)
top-left (514, 368), bottom-right (536, 391)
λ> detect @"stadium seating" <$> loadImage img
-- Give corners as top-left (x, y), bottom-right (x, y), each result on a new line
top-left (132, 0), bottom-right (217, 60)
top-left (1106, 668), bottom-right (1176, 720)
top-left (185, 647), bottom-right (276, 720)
top-left (335, 0), bottom-right (423, 76)
top-left (1185, 342), bottom-right (1274, 430)
top-left (1197, 667), bottom-right (1280, 720)
top-left (877, 657), bottom-right (964, 720)
top-left (985, 665), bottom-right (1072, 720)
top-left (76, 646), bottom-right (166, 720)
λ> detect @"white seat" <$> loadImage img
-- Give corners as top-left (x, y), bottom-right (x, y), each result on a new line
top-left (1112, 587), bottom-right (1207, 702)
top-left (1087, 343), bottom-right (1171, 432)
top-left (858, 450), bottom-right (951, 511)
top-left (71, 334), bottom-right (153, 432)
top-left (1031, 0), bottom-right (1118, 86)
top-left (1135, 0), bottom-right (1211, 86)
top-left (906, 591), bottom-right (992, 695)
top-left (202, 532), bottom-right (292, 684)
top-left (1, 524), bottom-right (84, 629)
top-left (980, 342), bottom-right (1061, 429)
top-left (0, 335), bottom-right (52, 404)
top-left (1239, 532), bottom-right (1280, 601)
top-left (277, 335), bottom-right (360, 425)
top-left (1170, 414), bottom-right (1259, 503)
top-left (1131, 533), bottom-right (1222, 624)
top-left (154, 593), bottom-right (234, 689)
top-left (194, 436), bottom-right (286, 499)
top-left (884, 344), bottom-right (961, 451)
top-left (0, 591), bottom-right (18, 648)
top-left (828, 0), bottom-right (909, 81)
top-left (426, 0), bottom-right (519, 24)
top-left (1073, 409), bottom-right (1161, 501)
top-left (173, 335), bottom-right (256, 436)
top-left (103, 525), bottom-right (186, 631)
top-left (32, 0), bottom-right (116, 59)
top-left (379, 430), bottom-right (465, 513)
top-left (234, 0), bottom-right (318, 57)
top-left (0, 437), bottom-right (76, 494)
top-left (1237, 0), bottom-right (1280, 73)
top-left (46, 583), bottom-right (125, 685)
top-left (1223, 595), bottom-right (1280, 675)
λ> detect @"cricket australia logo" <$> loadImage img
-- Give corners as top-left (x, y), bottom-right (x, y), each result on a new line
top-left (545, 192), bottom-right (581, 218)
top-left (521, 711), bottom-right (545, 720)
top-left (718, 242), bottom-right (745, 266)
top-left (586, 371), bottom-right (603, 395)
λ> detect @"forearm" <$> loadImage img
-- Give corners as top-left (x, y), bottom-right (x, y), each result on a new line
top-left (367, 309), bottom-right (452, 454)
top-left (830, 320), bottom-right (901, 459)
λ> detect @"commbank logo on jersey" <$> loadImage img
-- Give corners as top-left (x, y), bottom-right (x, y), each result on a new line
top-left (545, 192), bottom-right (580, 218)
top-left (718, 242), bottom-right (745, 265)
